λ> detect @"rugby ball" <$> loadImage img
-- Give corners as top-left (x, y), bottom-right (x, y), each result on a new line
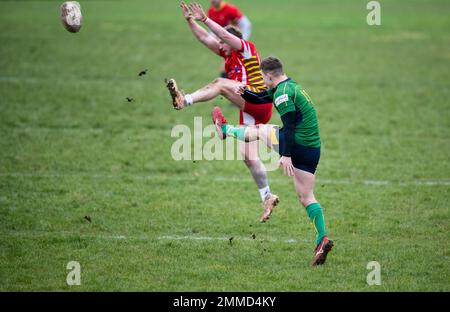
top-left (60, 1), bottom-right (83, 33)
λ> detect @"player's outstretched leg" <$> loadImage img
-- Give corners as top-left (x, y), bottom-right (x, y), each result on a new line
top-left (211, 106), bottom-right (280, 222)
top-left (211, 106), bottom-right (277, 147)
top-left (293, 168), bottom-right (333, 266)
top-left (167, 78), bottom-right (246, 111)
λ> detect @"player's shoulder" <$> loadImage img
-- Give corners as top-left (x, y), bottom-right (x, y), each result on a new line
top-left (279, 79), bottom-right (297, 94)
top-left (240, 39), bottom-right (256, 52)
top-left (238, 39), bottom-right (256, 56)
top-left (273, 88), bottom-right (289, 106)
top-left (273, 80), bottom-right (295, 104)
top-left (241, 38), bottom-right (255, 48)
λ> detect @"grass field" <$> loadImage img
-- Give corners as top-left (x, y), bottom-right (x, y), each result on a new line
top-left (0, 0), bottom-right (449, 291)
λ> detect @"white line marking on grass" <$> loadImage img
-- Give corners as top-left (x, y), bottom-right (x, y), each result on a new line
top-left (363, 180), bottom-right (390, 186)
top-left (1, 172), bottom-right (449, 187)
top-left (213, 176), bottom-right (450, 186)
top-left (6, 127), bottom-right (170, 134)
top-left (1, 231), bottom-right (147, 241)
top-left (0, 75), bottom-right (145, 85)
top-left (8, 127), bottom-right (105, 134)
top-left (0, 231), bottom-right (302, 244)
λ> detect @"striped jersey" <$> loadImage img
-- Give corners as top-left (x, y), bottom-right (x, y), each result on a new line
top-left (220, 39), bottom-right (267, 92)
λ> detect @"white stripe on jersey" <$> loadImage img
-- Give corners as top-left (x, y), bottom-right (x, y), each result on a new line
top-left (240, 40), bottom-right (252, 59)
top-left (241, 62), bottom-right (247, 85)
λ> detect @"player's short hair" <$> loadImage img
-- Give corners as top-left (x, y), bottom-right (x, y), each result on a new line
top-left (224, 25), bottom-right (243, 39)
top-left (260, 57), bottom-right (284, 76)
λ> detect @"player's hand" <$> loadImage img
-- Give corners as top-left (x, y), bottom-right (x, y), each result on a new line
top-left (278, 156), bottom-right (295, 177)
top-left (189, 2), bottom-right (207, 22)
top-left (180, 1), bottom-right (192, 20)
top-left (235, 84), bottom-right (246, 95)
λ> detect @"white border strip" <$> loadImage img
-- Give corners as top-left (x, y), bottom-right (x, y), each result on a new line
top-left (0, 172), bottom-right (449, 186)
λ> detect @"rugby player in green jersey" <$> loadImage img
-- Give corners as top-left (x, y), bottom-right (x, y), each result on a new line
top-left (211, 56), bottom-right (333, 265)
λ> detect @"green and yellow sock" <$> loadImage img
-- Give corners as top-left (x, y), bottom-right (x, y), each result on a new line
top-left (222, 124), bottom-right (246, 141)
top-left (306, 202), bottom-right (327, 246)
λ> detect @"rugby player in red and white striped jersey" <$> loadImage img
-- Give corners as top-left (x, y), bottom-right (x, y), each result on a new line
top-left (166, 2), bottom-right (279, 222)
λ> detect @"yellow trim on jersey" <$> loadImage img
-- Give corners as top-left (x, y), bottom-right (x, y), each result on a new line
top-left (246, 85), bottom-right (267, 92)
top-left (243, 60), bottom-right (259, 67)
top-left (247, 67), bottom-right (261, 74)
top-left (246, 65), bottom-right (260, 72)
top-left (243, 56), bottom-right (258, 62)
top-left (248, 76), bottom-right (263, 82)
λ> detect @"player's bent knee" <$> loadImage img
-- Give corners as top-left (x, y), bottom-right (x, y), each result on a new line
top-left (240, 146), bottom-right (260, 163)
top-left (212, 78), bottom-right (229, 93)
top-left (213, 77), bottom-right (228, 85)
top-left (243, 158), bottom-right (258, 167)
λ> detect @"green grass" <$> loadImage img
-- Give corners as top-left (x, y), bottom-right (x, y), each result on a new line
top-left (0, 0), bottom-right (449, 291)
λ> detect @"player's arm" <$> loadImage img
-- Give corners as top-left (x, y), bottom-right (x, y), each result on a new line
top-left (180, 2), bottom-right (221, 55)
top-left (227, 4), bottom-right (252, 40)
top-left (274, 89), bottom-right (299, 157)
top-left (237, 16), bottom-right (252, 40)
top-left (280, 112), bottom-right (296, 157)
top-left (240, 88), bottom-right (272, 104)
top-left (277, 109), bottom-right (296, 177)
top-left (189, 2), bottom-right (242, 51)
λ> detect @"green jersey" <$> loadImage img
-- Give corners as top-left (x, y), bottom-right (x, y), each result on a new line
top-left (268, 79), bottom-right (321, 148)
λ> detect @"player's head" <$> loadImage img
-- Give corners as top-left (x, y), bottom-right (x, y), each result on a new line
top-left (260, 56), bottom-right (285, 88)
top-left (211, 0), bottom-right (222, 9)
top-left (220, 25), bottom-right (243, 56)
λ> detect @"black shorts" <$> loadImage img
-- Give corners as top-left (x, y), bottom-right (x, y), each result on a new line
top-left (278, 128), bottom-right (321, 174)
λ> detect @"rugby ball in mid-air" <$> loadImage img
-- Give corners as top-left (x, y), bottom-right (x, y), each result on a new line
top-left (60, 1), bottom-right (83, 33)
